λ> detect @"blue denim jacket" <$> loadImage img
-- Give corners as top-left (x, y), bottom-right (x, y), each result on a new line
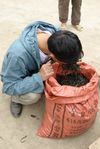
top-left (1, 21), bottom-right (58, 95)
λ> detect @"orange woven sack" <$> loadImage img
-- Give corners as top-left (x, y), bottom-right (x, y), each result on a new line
top-left (37, 62), bottom-right (99, 138)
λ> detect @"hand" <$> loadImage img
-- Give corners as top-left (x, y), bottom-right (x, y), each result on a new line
top-left (39, 61), bottom-right (54, 81)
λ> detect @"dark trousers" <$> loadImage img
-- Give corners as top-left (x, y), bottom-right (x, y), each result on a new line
top-left (58, 0), bottom-right (82, 25)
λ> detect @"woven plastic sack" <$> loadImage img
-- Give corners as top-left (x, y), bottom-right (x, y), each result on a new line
top-left (37, 62), bottom-right (99, 138)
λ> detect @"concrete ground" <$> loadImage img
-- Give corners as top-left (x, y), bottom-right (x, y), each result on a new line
top-left (0, 0), bottom-right (100, 149)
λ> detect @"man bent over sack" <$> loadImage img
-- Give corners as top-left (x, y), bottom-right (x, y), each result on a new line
top-left (0, 21), bottom-right (83, 118)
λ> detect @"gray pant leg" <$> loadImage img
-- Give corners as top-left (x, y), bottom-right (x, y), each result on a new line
top-left (11, 93), bottom-right (42, 105)
top-left (71, 0), bottom-right (82, 25)
top-left (59, 0), bottom-right (70, 23)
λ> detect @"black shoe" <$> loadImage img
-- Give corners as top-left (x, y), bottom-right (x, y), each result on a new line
top-left (10, 101), bottom-right (23, 118)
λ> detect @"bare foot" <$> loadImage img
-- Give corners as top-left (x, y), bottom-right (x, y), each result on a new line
top-left (72, 25), bottom-right (83, 31)
top-left (61, 23), bottom-right (67, 30)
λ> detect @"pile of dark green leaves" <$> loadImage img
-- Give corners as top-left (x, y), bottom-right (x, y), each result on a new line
top-left (56, 63), bottom-right (89, 87)
top-left (57, 73), bottom-right (89, 87)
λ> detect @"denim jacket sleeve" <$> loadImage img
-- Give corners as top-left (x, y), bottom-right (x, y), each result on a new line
top-left (2, 53), bottom-right (44, 95)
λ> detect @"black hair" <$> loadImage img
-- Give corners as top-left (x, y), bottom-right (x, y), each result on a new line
top-left (47, 30), bottom-right (84, 64)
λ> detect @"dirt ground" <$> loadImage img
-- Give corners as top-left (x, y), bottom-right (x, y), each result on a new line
top-left (0, 0), bottom-right (100, 149)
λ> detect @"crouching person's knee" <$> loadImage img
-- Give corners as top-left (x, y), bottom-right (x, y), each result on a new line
top-left (11, 93), bottom-right (42, 105)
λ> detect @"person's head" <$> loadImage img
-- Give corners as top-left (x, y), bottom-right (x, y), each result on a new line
top-left (47, 30), bottom-right (84, 64)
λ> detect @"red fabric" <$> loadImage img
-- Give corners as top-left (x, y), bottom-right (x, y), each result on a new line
top-left (37, 62), bottom-right (99, 138)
